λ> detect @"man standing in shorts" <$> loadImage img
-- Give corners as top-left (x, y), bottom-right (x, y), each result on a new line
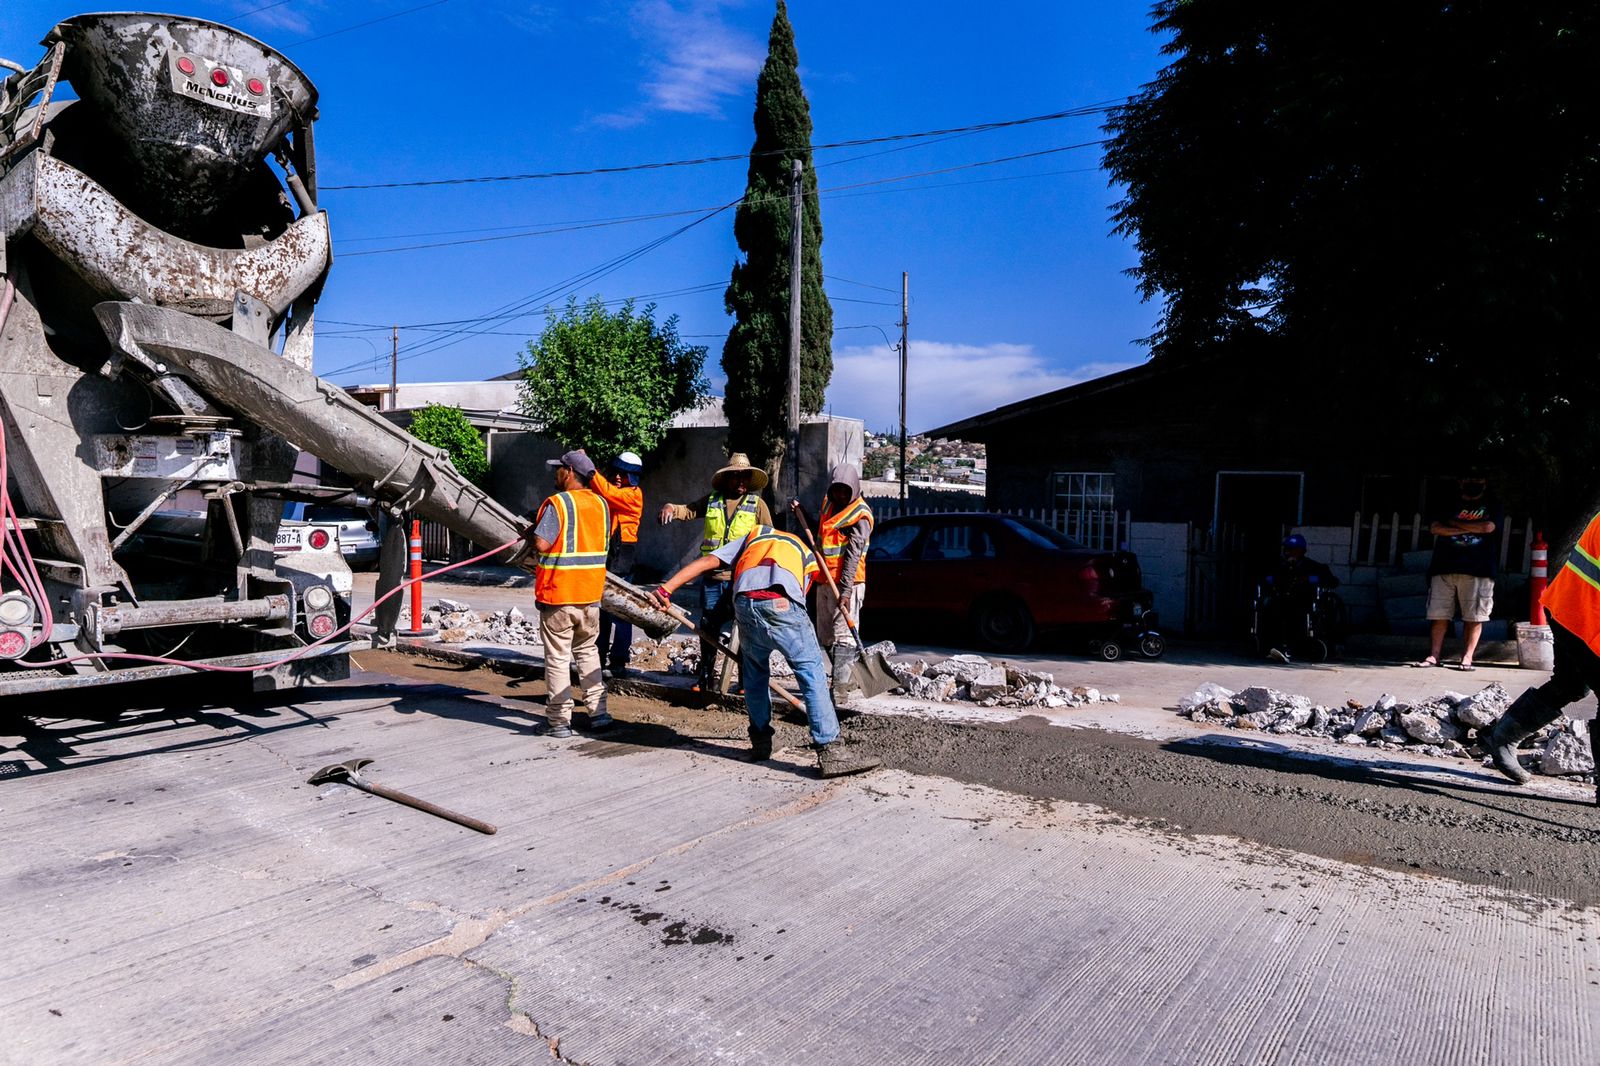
top-left (1418, 473), bottom-right (1498, 671)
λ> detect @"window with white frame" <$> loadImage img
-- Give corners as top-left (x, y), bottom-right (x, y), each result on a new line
top-left (1051, 472), bottom-right (1115, 511)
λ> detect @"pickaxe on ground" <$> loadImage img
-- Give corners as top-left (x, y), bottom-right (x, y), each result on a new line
top-left (307, 758), bottom-right (497, 835)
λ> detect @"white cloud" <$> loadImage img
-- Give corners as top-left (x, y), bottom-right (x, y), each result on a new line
top-left (825, 340), bottom-right (1137, 434)
top-left (590, 1), bottom-right (762, 127)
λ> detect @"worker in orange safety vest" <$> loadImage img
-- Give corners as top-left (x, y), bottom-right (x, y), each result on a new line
top-left (654, 525), bottom-right (880, 779)
top-left (587, 451), bottom-right (645, 678)
top-left (525, 448), bottom-right (611, 738)
top-left (1478, 508), bottom-right (1600, 803)
top-left (814, 463), bottom-right (873, 702)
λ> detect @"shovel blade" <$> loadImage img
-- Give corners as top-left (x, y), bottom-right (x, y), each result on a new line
top-left (851, 651), bottom-right (901, 698)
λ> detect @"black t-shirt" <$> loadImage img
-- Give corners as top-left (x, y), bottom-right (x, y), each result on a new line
top-left (1428, 497), bottom-right (1500, 577)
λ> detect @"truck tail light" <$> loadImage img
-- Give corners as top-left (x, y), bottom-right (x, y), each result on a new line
top-left (176, 56), bottom-right (196, 75)
top-left (308, 528), bottom-right (331, 550)
top-left (210, 68), bottom-right (230, 87)
top-left (0, 629), bottom-right (28, 658)
top-left (308, 613), bottom-right (335, 638)
top-left (247, 78), bottom-right (265, 96)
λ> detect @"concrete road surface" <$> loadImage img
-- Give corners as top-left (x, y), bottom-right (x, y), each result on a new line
top-left (3, 649), bottom-right (1597, 1065)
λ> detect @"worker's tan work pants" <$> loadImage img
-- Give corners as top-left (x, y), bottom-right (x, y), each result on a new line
top-left (814, 583), bottom-right (866, 648)
top-left (539, 603), bottom-right (605, 728)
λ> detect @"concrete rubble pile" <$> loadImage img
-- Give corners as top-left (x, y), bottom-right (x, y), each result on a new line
top-left (891, 653), bottom-right (1120, 709)
top-left (1176, 681), bottom-right (1597, 781)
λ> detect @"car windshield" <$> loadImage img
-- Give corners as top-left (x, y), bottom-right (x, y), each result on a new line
top-left (997, 516), bottom-right (1084, 551)
top-left (304, 505), bottom-right (367, 523)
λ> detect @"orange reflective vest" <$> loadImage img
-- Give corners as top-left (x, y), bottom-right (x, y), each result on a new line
top-left (1542, 511), bottom-right (1600, 656)
top-left (819, 496), bottom-right (873, 584)
top-left (733, 527), bottom-right (820, 596)
top-left (534, 489), bottom-right (609, 605)
top-left (590, 475), bottom-right (642, 544)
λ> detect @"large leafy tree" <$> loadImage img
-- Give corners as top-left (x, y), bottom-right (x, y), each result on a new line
top-left (408, 403), bottom-right (488, 487)
top-left (518, 296), bottom-right (708, 458)
top-left (722, 0), bottom-right (833, 488)
top-left (1104, 2), bottom-right (1600, 540)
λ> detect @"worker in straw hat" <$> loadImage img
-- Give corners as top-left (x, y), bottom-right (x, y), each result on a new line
top-left (659, 452), bottom-right (774, 691)
top-left (586, 451), bottom-right (645, 678)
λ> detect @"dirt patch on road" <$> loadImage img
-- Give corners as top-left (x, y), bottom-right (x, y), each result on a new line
top-left (361, 651), bottom-right (1600, 906)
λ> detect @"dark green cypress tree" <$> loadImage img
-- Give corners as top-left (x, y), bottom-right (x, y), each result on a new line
top-left (721, 0), bottom-right (832, 484)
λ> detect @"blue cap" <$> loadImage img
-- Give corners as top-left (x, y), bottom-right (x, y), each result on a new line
top-left (1283, 533), bottom-right (1307, 550)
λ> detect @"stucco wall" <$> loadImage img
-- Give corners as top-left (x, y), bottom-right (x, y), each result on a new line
top-left (486, 417), bottom-right (864, 579)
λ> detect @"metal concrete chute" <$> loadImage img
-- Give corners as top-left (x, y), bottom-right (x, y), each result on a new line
top-left (95, 300), bottom-right (535, 569)
top-left (44, 13), bottom-right (317, 228)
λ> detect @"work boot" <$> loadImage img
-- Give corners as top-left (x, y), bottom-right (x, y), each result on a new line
top-left (748, 725), bottom-right (774, 762)
top-left (587, 711), bottom-right (614, 733)
top-left (1478, 688), bottom-right (1561, 784)
top-left (1590, 718), bottom-right (1600, 807)
top-left (815, 741), bottom-right (881, 779)
top-left (830, 643), bottom-right (858, 706)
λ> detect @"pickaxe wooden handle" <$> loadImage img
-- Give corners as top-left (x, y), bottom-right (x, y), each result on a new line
top-left (308, 758), bottom-right (497, 835)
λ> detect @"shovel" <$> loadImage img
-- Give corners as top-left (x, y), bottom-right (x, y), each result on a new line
top-left (788, 500), bottom-right (901, 698)
top-left (604, 573), bottom-right (810, 713)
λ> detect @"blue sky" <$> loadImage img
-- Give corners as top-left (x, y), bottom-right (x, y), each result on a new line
top-left (1, 1), bottom-right (1168, 432)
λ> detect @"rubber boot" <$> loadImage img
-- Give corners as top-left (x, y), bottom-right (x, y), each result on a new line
top-left (830, 643), bottom-right (858, 707)
top-left (748, 725), bottom-right (774, 762)
top-left (1589, 718), bottom-right (1600, 807)
top-left (1479, 688), bottom-right (1561, 784)
top-left (815, 742), bottom-right (881, 779)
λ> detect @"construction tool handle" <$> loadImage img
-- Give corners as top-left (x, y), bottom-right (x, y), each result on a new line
top-left (788, 500), bottom-right (871, 656)
top-left (355, 779), bottom-right (498, 835)
top-left (605, 574), bottom-right (807, 712)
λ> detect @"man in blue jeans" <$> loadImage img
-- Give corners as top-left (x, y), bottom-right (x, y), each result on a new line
top-left (655, 525), bottom-right (881, 778)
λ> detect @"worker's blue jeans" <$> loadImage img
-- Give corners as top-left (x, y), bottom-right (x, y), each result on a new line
top-left (734, 593), bottom-right (838, 746)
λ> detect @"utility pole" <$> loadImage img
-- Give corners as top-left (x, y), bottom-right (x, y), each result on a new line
top-left (389, 325), bottom-right (398, 411)
top-left (786, 158), bottom-right (803, 514)
top-left (899, 271), bottom-right (909, 502)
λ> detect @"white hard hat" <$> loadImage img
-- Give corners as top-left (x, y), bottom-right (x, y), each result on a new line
top-left (614, 451), bottom-right (644, 472)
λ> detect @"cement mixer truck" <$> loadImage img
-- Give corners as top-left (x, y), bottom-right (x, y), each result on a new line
top-left (0, 13), bottom-right (548, 699)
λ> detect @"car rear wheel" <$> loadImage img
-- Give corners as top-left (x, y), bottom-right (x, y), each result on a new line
top-left (973, 596), bottom-right (1035, 652)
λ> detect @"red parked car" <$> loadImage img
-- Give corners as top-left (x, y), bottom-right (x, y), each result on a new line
top-left (858, 513), bottom-right (1164, 658)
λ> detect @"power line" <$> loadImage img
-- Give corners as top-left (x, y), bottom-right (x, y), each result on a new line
top-left (825, 275), bottom-right (904, 295)
top-left (235, 0), bottom-right (295, 18)
top-left (286, 0), bottom-right (449, 48)
top-left (337, 142), bottom-right (1106, 258)
top-left (319, 104), bottom-right (1119, 190)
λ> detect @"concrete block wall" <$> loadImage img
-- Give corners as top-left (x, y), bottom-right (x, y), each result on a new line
top-left (1127, 521), bottom-right (1189, 635)
top-left (1293, 525), bottom-right (1380, 627)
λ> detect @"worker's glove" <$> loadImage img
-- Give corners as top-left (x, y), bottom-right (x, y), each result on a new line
top-left (562, 449), bottom-right (597, 480)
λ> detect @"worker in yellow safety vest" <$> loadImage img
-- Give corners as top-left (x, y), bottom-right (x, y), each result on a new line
top-left (814, 464), bottom-right (874, 701)
top-left (654, 525), bottom-right (880, 778)
top-left (525, 449), bottom-right (611, 739)
top-left (587, 450), bottom-right (645, 678)
top-left (1478, 509), bottom-right (1600, 804)
top-left (657, 452), bottom-right (773, 690)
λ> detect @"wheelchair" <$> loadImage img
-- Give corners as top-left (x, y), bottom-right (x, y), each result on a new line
top-left (1250, 581), bottom-right (1346, 663)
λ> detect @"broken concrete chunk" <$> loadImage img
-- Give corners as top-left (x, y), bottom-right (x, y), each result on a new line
top-left (968, 665), bottom-right (1009, 701)
top-left (1539, 730), bottom-right (1596, 776)
top-left (1353, 710), bottom-right (1388, 737)
top-left (1398, 712), bottom-right (1463, 745)
top-left (1237, 686), bottom-right (1312, 719)
top-left (1373, 693), bottom-right (1397, 713)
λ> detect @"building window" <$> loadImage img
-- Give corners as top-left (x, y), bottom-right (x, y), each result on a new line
top-left (1051, 472), bottom-right (1115, 511)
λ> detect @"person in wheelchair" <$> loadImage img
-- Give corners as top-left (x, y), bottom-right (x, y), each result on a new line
top-left (1254, 533), bottom-right (1342, 664)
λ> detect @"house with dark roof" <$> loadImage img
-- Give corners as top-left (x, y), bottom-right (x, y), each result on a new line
top-left (926, 355), bottom-right (1538, 639)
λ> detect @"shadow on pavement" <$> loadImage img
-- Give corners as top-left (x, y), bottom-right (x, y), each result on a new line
top-left (1163, 733), bottom-right (1598, 827)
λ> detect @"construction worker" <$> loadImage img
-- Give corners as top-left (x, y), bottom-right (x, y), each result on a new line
top-left (525, 449), bottom-right (612, 738)
top-left (654, 525), bottom-right (881, 778)
top-left (1478, 509), bottom-right (1600, 804)
top-left (814, 463), bottom-right (873, 701)
top-left (588, 451), bottom-right (644, 678)
top-left (658, 452), bottom-right (774, 690)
